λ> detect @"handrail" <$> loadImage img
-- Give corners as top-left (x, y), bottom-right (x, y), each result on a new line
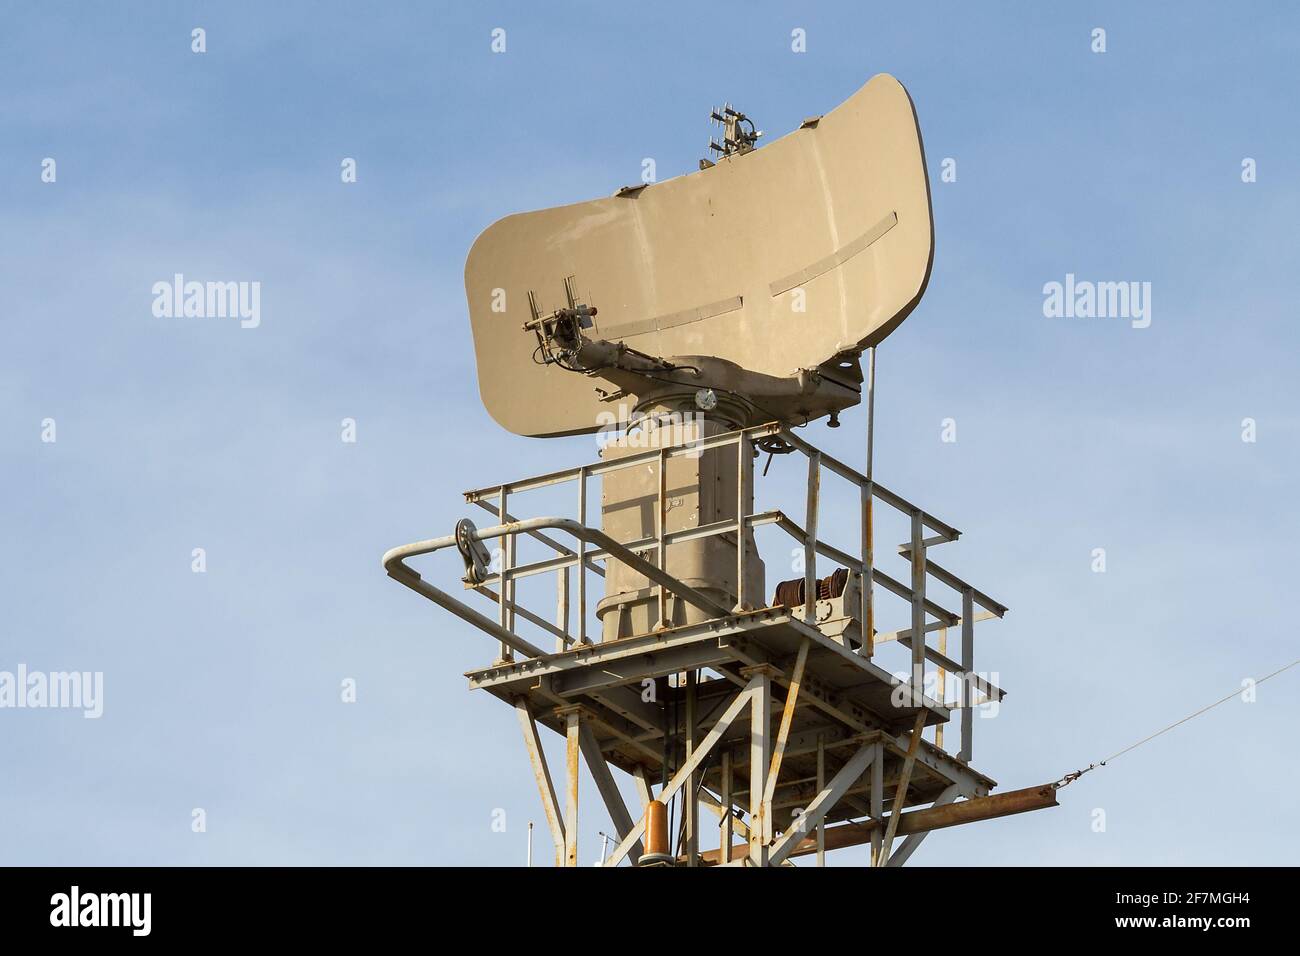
top-left (385, 561), bottom-right (547, 661)
top-left (382, 517), bottom-right (733, 654)
top-left (469, 498), bottom-right (605, 578)
top-left (776, 429), bottom-right (960, 541)
top-left (469, 511), bottom-right (786, 589)
top-left (460, 422), bottom-right (960, 543)
top-left (383, 422), bottom-right (1006, 762)
top-left (384, 504), bottom-right (992, 667)
top-left (461, 423), bottom-right (785, 502)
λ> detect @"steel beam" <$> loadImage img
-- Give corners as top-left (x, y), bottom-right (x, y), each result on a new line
top-left (885, 784), bottom-right (959, 866)
top-left (961, 587), bottom-right (975, 762)
top-left (717, 636), bottom-right (983, 797)
top-left (553, 642), bottom-right (734, 697)
top-left (870, 740), bottom-right (883, 865)
top-left (684, 671), bottom-right (699, 866)
top-left (515, 698), bottom-right (565, 866)
top-left (698, 784), bottom-right (1059, 865)
top-left (466, 610), bottom-right (791, 694)
top-left (578, 724), bottom-right (643, 863)
top-left (747, 668), bottom-right (773, 865)
top-left (562, 708), bottom-right (581, 867)
top-left (767, 742), bottom-right (878, 866)
top-left (804, 452), bottom-right (821, 626)
top-left (878, 711), bottom-right (926, 865)
top-left (762, 639), bottom-right (809, 814)
top-left (632, 765), bottom-right (653, 811)
top-left (815, 736), bottom-right (826, 867)
top-left (909, 511), bottom-right (926, 695)
top-left (719, 749), bottom-right (733, 865)
top-left (603, 682), bottom-right (756, 867)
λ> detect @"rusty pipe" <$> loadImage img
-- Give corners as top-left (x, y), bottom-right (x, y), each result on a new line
top-left (696, 784), bottom-right (1059, 865)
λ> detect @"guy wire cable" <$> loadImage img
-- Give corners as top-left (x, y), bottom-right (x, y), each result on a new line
top-left (1054, 654), bottom-right (1300, 788)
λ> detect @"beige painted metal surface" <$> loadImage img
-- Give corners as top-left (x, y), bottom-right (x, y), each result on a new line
top-left (465, 73), bottom-right (934, 437)
top-left (596, 417), bottom-right (765, 641)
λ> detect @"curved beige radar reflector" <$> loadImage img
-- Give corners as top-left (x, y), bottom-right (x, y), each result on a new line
top-left (465, 73), bottom-right (934, 438)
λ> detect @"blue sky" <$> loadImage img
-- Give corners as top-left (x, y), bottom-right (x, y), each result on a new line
top-left (1, 1), bottom-right (1296, 865)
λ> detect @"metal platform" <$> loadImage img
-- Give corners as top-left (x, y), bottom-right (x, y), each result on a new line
top-left (466, 605), bottom-right (995, 833)
top-left (384, 422), bottom-right (1024, 867)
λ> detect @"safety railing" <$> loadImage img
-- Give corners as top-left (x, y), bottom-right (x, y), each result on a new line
top-left (382, 420), bottom-right (1007, 761)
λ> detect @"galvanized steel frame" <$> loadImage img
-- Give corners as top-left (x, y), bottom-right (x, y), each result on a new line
top-left (383, 422), bottom-right (1012, 866)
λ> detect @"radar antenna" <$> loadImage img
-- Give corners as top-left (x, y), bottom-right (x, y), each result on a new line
top-left (383, 75), bottom-right (1053, 871)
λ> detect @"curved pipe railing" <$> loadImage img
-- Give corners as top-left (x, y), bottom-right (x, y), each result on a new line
top-left (382, 516), bottom-right (732, 662)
